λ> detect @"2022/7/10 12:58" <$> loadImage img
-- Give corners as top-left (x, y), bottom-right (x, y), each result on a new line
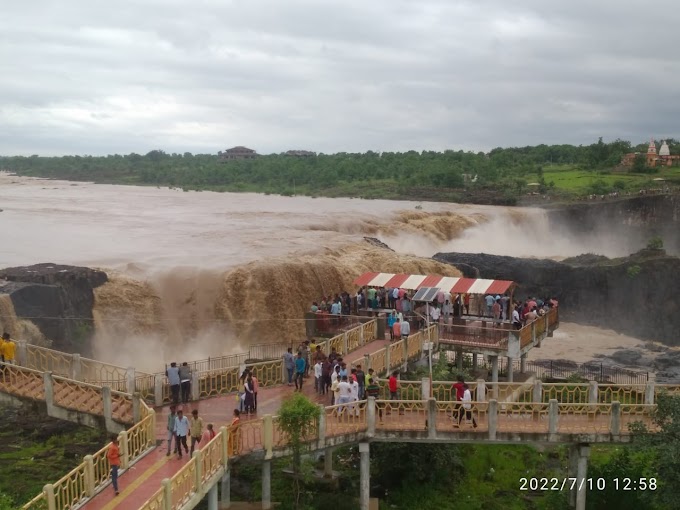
top-left (519, 477), bottom-right (658, 491)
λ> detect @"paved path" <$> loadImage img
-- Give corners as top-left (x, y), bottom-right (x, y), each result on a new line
top-left (81, 337), bottom-right (392, 510)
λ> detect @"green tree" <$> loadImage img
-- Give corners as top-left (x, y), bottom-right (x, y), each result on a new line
top-left (630, 394), bottom-right (680, 507)
top-left (276, 393), bottom-right (320, 509)
top-left (646, 236), bottom-right (664, 250)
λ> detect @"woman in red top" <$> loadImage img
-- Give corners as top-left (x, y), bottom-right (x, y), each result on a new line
top-left (106, 436), bottom-right (121, 496)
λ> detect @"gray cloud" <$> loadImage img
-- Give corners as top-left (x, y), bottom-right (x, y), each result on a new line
top-left (1, 0), bottom-right (679, 156)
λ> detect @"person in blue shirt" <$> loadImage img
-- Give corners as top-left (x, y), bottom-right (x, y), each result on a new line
top-left (294, 352), bottom-right (306, 391)
top-left (387, 311), bottom-right (396, 341)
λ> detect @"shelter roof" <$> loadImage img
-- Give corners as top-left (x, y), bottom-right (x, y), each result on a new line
top-left (353, 272), bottom-right (515, 295)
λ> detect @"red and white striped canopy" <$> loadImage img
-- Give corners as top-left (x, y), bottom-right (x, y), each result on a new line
top-left (353, 272), bottom-right (514, 295)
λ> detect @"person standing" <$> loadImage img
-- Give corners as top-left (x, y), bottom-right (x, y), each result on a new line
top-left (459, 383), bottom-right (478, 428)
top-left (174, 410), bottom-right (190, 459)
top-left (166, 405), bottom-right (178, 456)
top-left (392, 318), bottom-right (401, 343)
top-left (228, 409), bottom-right (241, 455)
top-left (452, 375), bottom-right (465, 425)
top-left (251, 370), bottom-right (259, 411)
top-left (1, 333), bottom-right (16, 365)
top-left (201, 423), bottom-right (216, 446)
top-left (106, 436), bottom-right (121, 496)
top-left (314, 359), bottom-right (323, 394)
top-left (166, 363), bottom-right (181, 406)
top-left (330, 365), bottom-right (340, 404)
top-left (336, 376), bottom-right (352, 417)
top-left (179, 362), bottom-right (192, 403)
top-left (294, 351), bottom-right (306, 391)
top-left (244, 375), bottom-right (256, 414)
top-left (365, 377), bottom-right (383, 421)
top-left (400, 319), bottom-right (410, 341)
top-left (355, 364), bottom-right (365, 400)
top-left (283, 348), bottom-right (295, 386)
top-left (350, 375), bottom-right (360, 416)
top-left (387, 311), bottom-right (396, 341)
top-left (387, 370), bottom-right (403, 415)
top-left (189, 409), bottom-right (204, 456)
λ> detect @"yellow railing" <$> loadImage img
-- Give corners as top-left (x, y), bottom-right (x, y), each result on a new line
top-left (362, 320), bottom-right (376, 343)
top-left (25, 344), bottom-right (74, 375)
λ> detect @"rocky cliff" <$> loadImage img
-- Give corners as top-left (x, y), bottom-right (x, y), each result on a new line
top-left (547, 194), bottom-right (680, 255)
top-left (0, 264), bottom-right (108, 354)
top-left (433, 249), bottom-right (680, 345)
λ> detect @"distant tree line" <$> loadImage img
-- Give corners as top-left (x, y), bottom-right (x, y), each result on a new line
top-left (1, 138), bottom-right (676, 197)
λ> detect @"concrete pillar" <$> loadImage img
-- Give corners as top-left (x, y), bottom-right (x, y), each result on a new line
top-left (154, 376), bottom-right (164, 407)
top-left (366, 397), bottom-right (376, 436)
top-left (193, 450), bottom-right (203, 493)
top-left (645, 381), bottom-right (655, 405)
top-left (568, 445), bottom-right (579, 508)
top-left (576, 445), bottom-right (590, 510)
top-left (263, 415), bottom-right (274, 459)
top-left (324, 447), bottom-right (334, 478)
top-left (207, 484), bottom-right (218, 510)
top-left (456, 347), bottom-right (463, 371)
top-left (548, 399), bottom-right (558, 439)
top-left (44, 484), bottom-right (56, 510)
top-left (472, 353), bottom-right (478, 370)
top-left (126, 367), bottom-right (136, 394)
top-left (359, 442), bottom-right (370, 510)
top-left (132, 393), bottom-right (141, 423)
top-left (71, 353), bottom-right (82, 381)
top-left (401, 338), bottom-right (408, 369)
top-left (427, 398), bottom-right (437, 439)
top-left (162, 479), bottom-right (172, 510)
top-left (488, 399), bottom-right (497, 440)
top-left (364, 354), bottom-right (371, 372)
top-left (520, 353), bottom-right (526, 374)
top-left (421, 377), bottom-right (431, 400)
top-left (118, 430), bottom-right (129, 469)
top-left (261, 459), bottom-right (271, 510)
top-left (476, 379), bottom-right (486, 402)
top-left (490, 356), bottom-right (499, 383)
top-left (533, 380), bottom-right (543, 403)
top-left (359, 324), bottom-right (365, 346)
top-left (43, 372), bottom-right (55, 414)
top-left (220, 470), bottom-right (230, 509)
top-left (191, 370), bottom-right (200, 401)
top-left (17, 340), bottom-right (28, 367)
top-left (385, 345), bottom-right (391, 374)
top-left (506, 357), bottom-right (514, 383)
top-left (102, 386), bottom-right (115, 433)
top-left (610, 401), bottom-right (621, 435)
top-left (588, 381), bottom-right (598, 404)
top-left (84, 455), bottom-right (95, 497)
top-left (317, 404), bottom-right (327, 446)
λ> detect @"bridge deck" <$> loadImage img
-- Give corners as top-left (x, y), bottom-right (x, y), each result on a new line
top-left (80, 337), bottom-right (392, 510)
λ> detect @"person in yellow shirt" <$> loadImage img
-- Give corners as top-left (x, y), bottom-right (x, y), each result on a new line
top-left (0, 333), bottom-right (5, 363)
top-left (2, 333), bottom-right (16, 364)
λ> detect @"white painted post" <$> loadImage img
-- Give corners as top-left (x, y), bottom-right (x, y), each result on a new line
top-left (220, 469), bottom-right (231, 509)
top-left (421, 377), bottom-right (431, 400)
top-left (44, 484), bottom-right (57, 510)
top-left (102, 386), bottom-right (115, 433)
top-left (533, 380), bottom-right (543, 403)
top-left (507, 356), bottom-right (514, 383)
top-left (318, 404), bottom-right (327, 446)
top-left (645, 381), bottom-right (655, 405)
top-left (43, 371), bottom-right (55, 414)
top-left (263, 415), bottom-right (274, 459)
top-left (324, 447), bottom-right (334, 478)
top-left (220, 426), bottom-right (229, 466)
top-left (588, 381), bottom-right (598, 404)
top-left (207, 484), bottom-right (218, 510)
top-left (191, 370), bottom-right (200, 401)
top-left (118, 430), bottom-right (129, 469)
top-left (126, 367), bottom-right (136, 394)
top-left (364, 353), bottom-right (371, 371)
top-left (359, 443), bottom-right (370, 510)
top-left (132, 393), bottom-right (141, 423)
top-left (71, 353), bottom-right (82, 380)
top-left (488, 399), bottom-right (498, 440)
top-left (576, 445), bottom-right (590, 510)
top-left (262, 460), bottom-right (272, 510)
top-left (16, 340), bottom-right (28, 366)
top-left (193, 450), bottom-right (203, 493)
top-left (359, 324), bottom-right (365, 346)
top-left (476, 379), bottom-right (486, 402)
top-left (366, 397), bottom-right (376, 437)
top-left (427, 398), bottom-right (437, 439)
top-left (385, 345), bottom-right (391, 373)
top-left (154, 376), bottom-right (164, 407)
top-left (343, 332), bottom-right (349, 354)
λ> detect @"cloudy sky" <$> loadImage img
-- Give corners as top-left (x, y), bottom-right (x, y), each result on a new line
top-left (1, 0), bottom-right (678, 156)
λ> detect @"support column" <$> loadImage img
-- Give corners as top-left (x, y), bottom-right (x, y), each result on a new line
top-left (472, 353), bottom-right (478, 370)
top-left (576, 445), bottom-right (590, 510)
top-left (359, 442), bottom-right (370, 510)
top-left (71, 353), bottom-right (82, 381)
top-left (261, 459), bottom-right (271, 510)
top-left (487, 399), bottom-right (498, 440)
top-left (154, 376), bottom-right (164, 407)
top-left (126, 367), bottom-right (136, 394)
top-left (207, 484), bottom-right (218, 510)
top-left (324, 447), bottom-right (334, 478)
top-left (506, 357), bottom-right (514, 382)
top-left (102, 386), bottom-right (115, 433)
top-left (456, 347), bottom-right (463, 371)
top-left (568, 445), bottom-right (578, 509)
top-left (17, 340), bottom-right (28, 367)
top-left (220, 470), bottom-right (230, 509)
top-left (421, 377), bottom-right (431, 400)
top-left (191, 370), bottom-right (200, 401)
top-left (645, 381), bottom-right (655, 405)
top-left (490, 356), bottom-right (499, 383)
top-left (520, 353), bottom-right (526, 374)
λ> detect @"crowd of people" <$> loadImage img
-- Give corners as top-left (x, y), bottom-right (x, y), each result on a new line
top-left (511, 297), bottom-right (559, 330)
top-left (165, 361), bottom-right (194, 405)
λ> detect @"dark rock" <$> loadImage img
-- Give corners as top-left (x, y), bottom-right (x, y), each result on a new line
top-left (433, 249), bottom-right (680, 346)
top-left (0, 264), bottom-right (108, 355)
top-left (610, 350), bottom-right (642, 366)
top-left (363, 237), bottom-right (394, 251)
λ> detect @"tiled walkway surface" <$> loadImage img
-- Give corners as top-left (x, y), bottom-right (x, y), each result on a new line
top-left (81, 337), bottom-right (392, 510)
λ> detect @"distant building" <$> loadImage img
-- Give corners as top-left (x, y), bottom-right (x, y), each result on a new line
top-left (284, 150), bottom-right (316, 157)
top-left (621, 139), bottom-right (680, 167)
top-left (219, 146), bottom-right (258, 161)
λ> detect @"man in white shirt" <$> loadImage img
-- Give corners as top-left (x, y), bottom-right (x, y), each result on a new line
top-left (512, 307), bottom-right (521, 329)
top-left (430, 306), bottom-right (441, 323)
top-left (314, 360), bottom-right (323, 394)
top-left (401, 319), bottom-right (411, 339)
top-left (336, 376), bottom-right (352, 417)
top-left (173, 410), bottom-right (190, 459)
top-left (350, 377), bottom-right (360, 416)
top-left (458, 383), bottom-right (478, 428)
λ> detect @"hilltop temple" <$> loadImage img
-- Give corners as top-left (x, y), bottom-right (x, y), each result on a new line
top-left (622, 139), bottom-right (680, 167)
